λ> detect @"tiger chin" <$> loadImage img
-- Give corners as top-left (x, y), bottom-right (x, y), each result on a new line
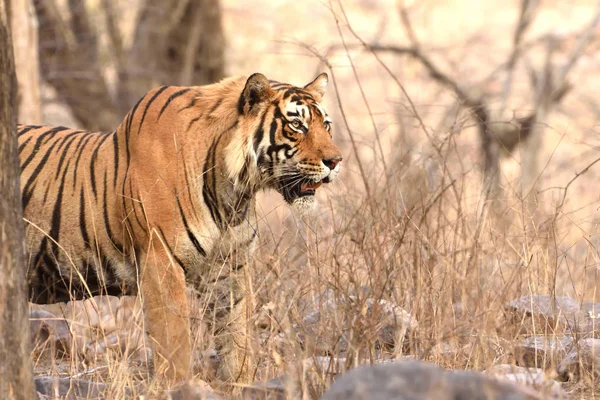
top-left (18, 72), bottom-right (341, 389)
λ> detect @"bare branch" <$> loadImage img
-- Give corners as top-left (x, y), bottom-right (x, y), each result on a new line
top-left (331, 2), bottom-right (465, 209)
top-left (555, 4), bottom-right (600, 87)
top-left (396, 4), bottom-right (498, 200)
top-left (333, 1), bottom-right (390, 181)
top-left (397, 5), bottom-right (481, 110)
top-left (499, 0), bottom-right (538, 111)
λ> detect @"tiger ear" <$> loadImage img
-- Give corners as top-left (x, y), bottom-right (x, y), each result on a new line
top-left (304, 72), bottom-right (328, 100)
top-left (239, 73), bottom-right (274, 115)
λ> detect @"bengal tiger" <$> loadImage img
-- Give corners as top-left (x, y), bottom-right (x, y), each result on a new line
top-left (18, 73), bottom-right (342, 386)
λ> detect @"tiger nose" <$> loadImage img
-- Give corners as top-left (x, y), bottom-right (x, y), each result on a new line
top-left (323, 157), bottom-right (342, 170)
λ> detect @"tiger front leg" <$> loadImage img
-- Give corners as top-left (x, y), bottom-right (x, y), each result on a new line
top-left (207, 264), bottom-right (255, 387)
top-left (140, 231), bottom-right (192, 385)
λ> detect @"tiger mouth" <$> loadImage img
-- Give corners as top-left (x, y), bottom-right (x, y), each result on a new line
top-left (279, 176), bottom-right (326, 202)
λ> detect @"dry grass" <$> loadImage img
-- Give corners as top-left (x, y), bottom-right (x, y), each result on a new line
top-left (30, 0), bottom-right (600, 399)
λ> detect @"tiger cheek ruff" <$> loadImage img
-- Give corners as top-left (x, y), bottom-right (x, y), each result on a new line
top-left (18, 72), bottom-right (342, 385)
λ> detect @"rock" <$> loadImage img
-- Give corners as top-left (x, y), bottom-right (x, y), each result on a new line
top-left (30, 295), bottom-right (148, 363)
top-left (29, 310), bottom-right (72, 356)
top-left (241, 377), bottom-right (297, 400)
top-left (574, 302), bottom-right (600, 337)
top-left (320, 360), bottom-right (545, 400)
top-left (305, 356), bottom-right (348, 377)
top-left (300, 294), bottom-right (416, 355)
top-left (557, 338), bottom-right (600, 381)
top-left (505, 295), bottom-right (580, 334)
top-left (84, 328), bottom-right (144, 363)
top-left (34, 376), bottom-right (122, 399)
top-left (580, 302), bottom-right (600, 321)
top-left (365, 298), bottom-right (418, 348)
top-left (60, 296), bottom-right (120, 338)
top-left (515, 335), bottom-right (573, 368)
top-left (431, 342), bottom-right (462, 359)
top-left (115, 296), bottom-right (143, 327)
top-left (164, 380), bottom-right (221, 400)
top-left (485, 365), bottom-right (566, 399)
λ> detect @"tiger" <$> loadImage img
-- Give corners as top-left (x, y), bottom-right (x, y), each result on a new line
top-left (18, 72), bottom-right (342, 386)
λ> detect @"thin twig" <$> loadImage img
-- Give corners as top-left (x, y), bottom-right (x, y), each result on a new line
top-left (333, 1), bottom-right (390, 180)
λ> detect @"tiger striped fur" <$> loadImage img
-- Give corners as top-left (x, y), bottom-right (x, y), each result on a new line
top-left (18, 73), bottom-right (342, 386)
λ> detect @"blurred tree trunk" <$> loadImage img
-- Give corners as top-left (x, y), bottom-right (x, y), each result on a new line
top-left (31, 0), bottom-right (226, 129)
top-left (123, 0), bottom-right (225, 113)
top-left (11, 0), bottom-right (41, 124)
top-left (33, 0), bottom-right (120, 131)
top-left (0, 1), bottom-right (36, 399)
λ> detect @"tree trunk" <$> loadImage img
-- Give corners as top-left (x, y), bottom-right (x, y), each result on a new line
top-left (0, 1), bottom-right (36, 399)
top-left (11, 0), bottom-right (41, 124)
top-left (33, 0), bottom-right (119, 131)
top-left (124, 0), bottom-right (225, 113)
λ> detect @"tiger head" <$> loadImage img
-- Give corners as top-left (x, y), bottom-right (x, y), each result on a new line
top-left (230, 73), bottom-right (343, 211)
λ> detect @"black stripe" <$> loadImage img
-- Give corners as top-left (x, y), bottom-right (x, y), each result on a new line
top-left (56, 130), bottom-right (82, 153)
top-left (156, 227), bottom-right (187, 272)
top-left (54, 132), bottom-right (80, 179)
top-left (237, 91), bottom-right (245, 114)
top-left (42, 181), bottom-right (51, 204)
top-left (202, 135), bottom-right (224, 228)
top-left (18, 125), bottom-right (40, 136)
top-left (121, 96), bottom-right (144, 228)
top-left (89, 133), bottom-right (112, 198)
top-left (112, 132), bottom-right (119, 185)
top-left (158, 88), bottom-right (191, 120)
top-left (178, 97), bottom-right (198, 113)
top-left (208, 98), bottom-right (223, 116)
top-left (125, 96), bottom-right (144, 157)
top-left (79, 187), bottom-right (90, 246)
top-left (129, 180), bottom-right (148, 235)
top-left (283, 87), bottom-right (298, 99)
top-left (177, 197), bottom-right (207, 257)
top-left (187, 116), bottom-right (201, 131)
top-left (21, 132), bottom-right (68, 210)
top-left (72, 132), bottom-right (96, 189)
top-left (269, 108), bottom-right (280, 145)
top-left (20, 126), bottom-right (69, 171)
top-left (253, 112), bottom-right (267, 153)
top-left (103, 171), bottom-right (124, 254)
top-left (18, 136), bottom-right (33, 154)
top-left (182, 154), bottom-right (200, 222)
top-left (48, 157), bottom-right (71, 259)
top-left (137, 86), bottom-right (169, 135)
